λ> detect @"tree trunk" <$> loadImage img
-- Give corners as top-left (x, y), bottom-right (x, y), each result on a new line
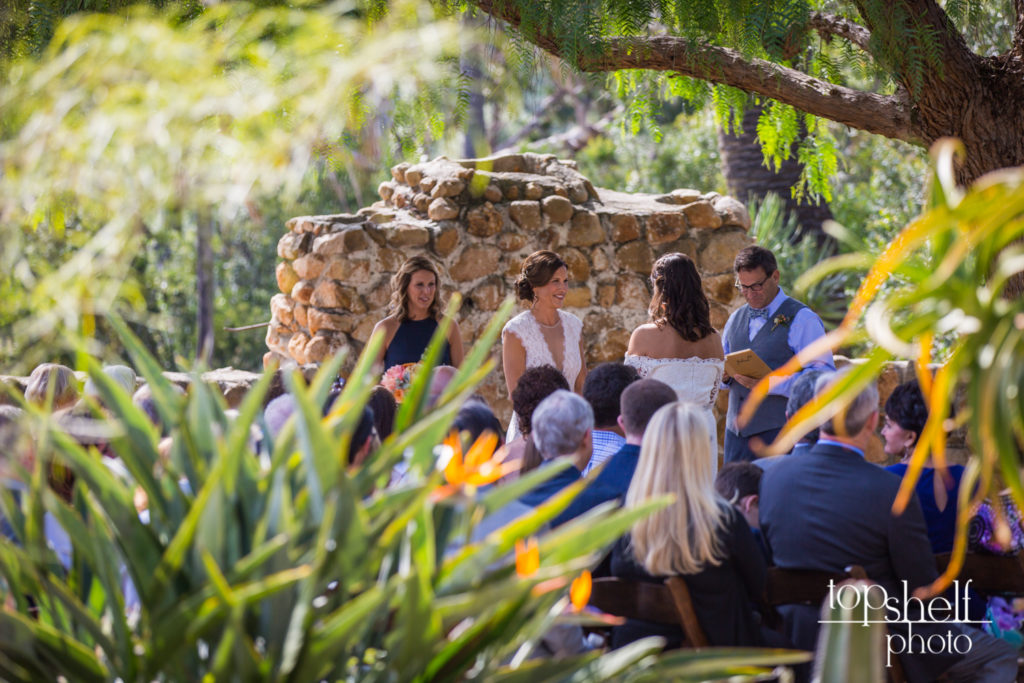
top-left (460, 14), bottom-right (488, 158)
top-left (196, 214), bottom-right (215, 365)
top-left (717, 103), bottom-right (834, 243)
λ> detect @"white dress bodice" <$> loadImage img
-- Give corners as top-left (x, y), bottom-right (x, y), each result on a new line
top-left (624, 354), bottom-right (724, 472)
top-left (503, 310), bottom-right (584, 441)
top-left (623, 354), bottom-right (723, 409)
top-left (503, 310), bottom-right (584, 390)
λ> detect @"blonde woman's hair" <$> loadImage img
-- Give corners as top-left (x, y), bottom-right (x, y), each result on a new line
top-left (625, 402), bottom-right (729, 575)
top-left (25, 363), bottom-right (79, 410)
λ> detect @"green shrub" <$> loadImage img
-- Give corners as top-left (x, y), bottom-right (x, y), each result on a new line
top-left (0, 301), bottom-right (807, 681)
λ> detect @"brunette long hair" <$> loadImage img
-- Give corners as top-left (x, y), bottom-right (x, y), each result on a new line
top-left (389, 256), bottom-right (442, 322)
top-left (648, 253), bottom-right (715, 342)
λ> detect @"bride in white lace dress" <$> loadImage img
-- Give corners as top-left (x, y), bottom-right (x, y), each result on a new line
top-left (625, 253), bottom-right (724, 471)
top-left (503, 251), bottom-right (587, 441)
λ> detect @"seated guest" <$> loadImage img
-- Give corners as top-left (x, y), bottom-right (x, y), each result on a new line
top-left (556, 379), bottom-right (676, 521)
top-left (347, 407), bottom-right (376, 467)
top-left (507, 366), bottom-right (570, 477)
top-left (883, 379), bottom-right (964, 553)
top-left (368, 385), bottom-right (397, 442)
top-left (714, 462), bottom-right (768, 560)
top-left (754, 369), bottom-right (824, 470)
top-left (581, 363), bottom-right (639, 474)
top-left (452, 399), bottom-right (504, 448)
top-left (83, 364), bottom-right (137, 402)
top-left (714, 462), bottom-right (762, 531)
top-left (969, 489), bottom-right (1024, 647)
top-left (519, 390), bottom-right (592, 516)
top-left (427, 365), bottom-right (458, 407)
top-left (611, 402), bottom-right (783, 649)
top-left (760, 372), bottom-right (1015, 682)
top-left (24, 363), bottom-right (78, 411)
top-left (132, 383), bottom-right (186, 436)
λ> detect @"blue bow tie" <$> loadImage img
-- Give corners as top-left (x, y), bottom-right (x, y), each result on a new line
top-left (750, 308), bottom-right (770, 321)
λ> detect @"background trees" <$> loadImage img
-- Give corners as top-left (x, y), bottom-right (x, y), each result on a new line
top-left (465, 0), bottom-right (1024, 187)
top-left (0, 1), bottom-right (464, 372)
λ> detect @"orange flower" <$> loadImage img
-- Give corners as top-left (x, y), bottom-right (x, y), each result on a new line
top-left (515, 537), bottom-right (539, 577)
top-left (570, 570), bottom-right (592, 612)
top-left (441, 430), bottom-right (520, 489)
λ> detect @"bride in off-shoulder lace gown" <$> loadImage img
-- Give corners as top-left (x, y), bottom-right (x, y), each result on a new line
top-left (624, 354), bottom-right (723, 458)
top-left (627, 253), bottom-right (727, 472)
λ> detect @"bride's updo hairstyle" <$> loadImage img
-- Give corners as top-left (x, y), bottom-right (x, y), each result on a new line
top-left (514, 250), bottom-right (567, 302)
top-left (649, 253), bottom-right (715, 342)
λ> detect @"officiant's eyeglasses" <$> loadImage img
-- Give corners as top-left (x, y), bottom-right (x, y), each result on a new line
top-left (735, 275), bottom-right (771, 292)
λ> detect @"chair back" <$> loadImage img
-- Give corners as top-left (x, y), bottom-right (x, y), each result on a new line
top-left (764, 565), bottom-right (867, 607)
top-left (588, 576), bottom-right (709, 648)
top-left (935, 550), bottom-right (1024, 594)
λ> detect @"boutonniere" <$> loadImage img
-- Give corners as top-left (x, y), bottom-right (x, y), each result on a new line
top-left (771, 313), bottom-right (791, 331)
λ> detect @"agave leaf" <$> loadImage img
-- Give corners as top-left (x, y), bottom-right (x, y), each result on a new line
top-left (539, 496), bottom-right (672, 568)
top-left (43, 425), bottom-right (163, 581)
top-left (474, 460), bottom-right (576, 516)
top-left (422, 594), bottom-right (536, 683)
top-left (393, 294), bottom-right (462, 431)
top-left (147, 564), bottom-right (312, 670)
top-left (284, 370), bottom-right (335, 519)
top-left (770, 348), bottom-right (892, 456)
top-left (654, 647), bottom-right (811, 679)
top-left (288, 583), bottom-right (388, 681)
top-left (105, 316), bottom-right (186, 437)
top-left (387, 511), bottom-right (446, 680)
top-left (147, 451), bottom-right (226, 611)
top-left (79, 357), bottom-right (172, 520)
top-left (278, 493), bottom-right (339, 676)
top-left (0, 609), bottom-right (108, 682)
top-left (307, 345), bottom-right (350, 413)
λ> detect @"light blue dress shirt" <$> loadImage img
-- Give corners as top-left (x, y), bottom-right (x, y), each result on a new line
top-left (722, 287), bottom-right (835, 397)
top-left (583, 429), bottom-right (626, 475)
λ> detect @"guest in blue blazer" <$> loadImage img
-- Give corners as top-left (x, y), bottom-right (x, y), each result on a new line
top-left (760, 371), bottom-right (1015, 682)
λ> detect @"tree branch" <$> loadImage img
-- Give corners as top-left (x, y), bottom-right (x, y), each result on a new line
top-left (849, 0), bottom-right (977, 82)
top-left (473, 0), bottom-right (916, 144)
top-left (494, 84), bottom-right (577, 148)
top-left (497, 105), bottom-right (624, 154)
top-left (807, 12), bottom-right (872, 52)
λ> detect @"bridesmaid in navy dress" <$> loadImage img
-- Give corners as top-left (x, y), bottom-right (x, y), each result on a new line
top-left (372, 256), bottom-right (464, 370)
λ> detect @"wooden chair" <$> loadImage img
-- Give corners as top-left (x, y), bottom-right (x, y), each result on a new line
top-left (935, 550), bottom-right (1024, 594)
top-left (765, 565), bottom-right (907, 683)
top-left (587, 576), bottom-right (710, 648)
top-left (764, 565), bottom-right (868, 608)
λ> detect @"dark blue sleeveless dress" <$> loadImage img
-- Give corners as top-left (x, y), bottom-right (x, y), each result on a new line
top-left (382, 317), bottom-right (451, 369)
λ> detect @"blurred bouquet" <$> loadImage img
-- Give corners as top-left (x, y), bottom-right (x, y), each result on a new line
top-left (381, 362), bottom-right (420, 403)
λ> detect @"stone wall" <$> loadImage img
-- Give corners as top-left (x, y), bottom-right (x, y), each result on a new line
top-left (266, 152), bottom-right (753, 419)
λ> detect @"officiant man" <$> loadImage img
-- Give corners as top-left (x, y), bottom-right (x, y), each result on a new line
top-left (722, 246), bottom-right (834, 464)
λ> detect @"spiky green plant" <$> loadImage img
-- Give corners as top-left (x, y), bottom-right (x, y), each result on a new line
top-left (0, 300), bottom-right (809, 681)
top-left (745, 139), bottom-right (1024, 596)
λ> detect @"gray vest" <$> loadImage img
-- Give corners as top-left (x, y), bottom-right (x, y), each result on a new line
top-left (726, 297), bottom-right (807, 436)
